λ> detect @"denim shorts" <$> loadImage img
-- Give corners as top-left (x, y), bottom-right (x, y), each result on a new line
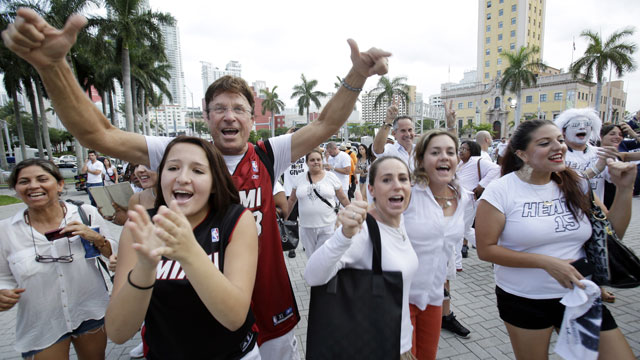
top-left (21, 318), bottom-right (104, 358)
top-left (496, 286), bottom-right (616, 331)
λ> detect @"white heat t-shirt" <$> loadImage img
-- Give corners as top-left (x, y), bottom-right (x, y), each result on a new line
top-left (283, 157), bottom-right (308, 196)
top-left (480, 172), bottom-right (591, 299)
top-left (564, 145), bottom-right (609, 201)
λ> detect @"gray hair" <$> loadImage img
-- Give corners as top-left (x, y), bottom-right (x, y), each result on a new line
top-left (392, 115), bottom-right (414, 131)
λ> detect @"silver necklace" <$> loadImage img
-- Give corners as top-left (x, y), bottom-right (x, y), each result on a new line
top-left (374, 208), bottom-right (406, 241)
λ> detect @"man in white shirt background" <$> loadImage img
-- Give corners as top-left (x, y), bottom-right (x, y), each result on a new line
top-left (372, 105), bottom-right (416, 170)
top-left (475, 130), bottom-right (493, 162)
top-left (325, 142), bottom-right (352, 193)
top-left (81, 150), bottom-right (105, 207)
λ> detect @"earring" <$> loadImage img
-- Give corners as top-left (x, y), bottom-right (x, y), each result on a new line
top-left (517, 163), bottom-right (533, 182)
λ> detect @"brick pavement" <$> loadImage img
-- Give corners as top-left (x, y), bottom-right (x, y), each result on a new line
top-left (0, 185), bottom-right (639, 359)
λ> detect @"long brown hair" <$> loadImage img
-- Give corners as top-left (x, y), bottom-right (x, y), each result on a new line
top-left (502, 119), bottom-right (590, 219)
top-left (154, 137), bottom-right (239, 217)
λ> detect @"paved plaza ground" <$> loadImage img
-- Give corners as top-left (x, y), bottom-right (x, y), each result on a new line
top-left (0, 184), bottom-right (639, 359)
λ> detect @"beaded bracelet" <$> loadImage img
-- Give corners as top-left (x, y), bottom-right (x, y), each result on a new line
top-left (341, 80), bottom-right (363, 92)
top-left (127, 269), bottom-right (155, 290)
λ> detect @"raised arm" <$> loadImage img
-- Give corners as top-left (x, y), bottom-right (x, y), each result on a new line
top-left (291, 39), bottom-right (391, 161)
top-left (604, 160), bottom-right (637, 238)
top-left (444, 101), bottom-right (457, 134)
top-left (2, 8), bottom-right (149, 165)
top-left (373, 105), bottom-right (398, 155)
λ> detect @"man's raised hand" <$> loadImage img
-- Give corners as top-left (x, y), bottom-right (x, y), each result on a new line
top-left (1, 7), bottom-right (87, 69)
top-left (347, 39), bottom-right (391, 78)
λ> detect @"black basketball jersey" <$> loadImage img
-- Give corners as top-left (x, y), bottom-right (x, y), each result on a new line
top-left (143, 204), bottom-right (257, 359)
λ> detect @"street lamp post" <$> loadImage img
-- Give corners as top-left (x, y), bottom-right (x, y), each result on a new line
top-left (184, 85), bottom-right (197, 137)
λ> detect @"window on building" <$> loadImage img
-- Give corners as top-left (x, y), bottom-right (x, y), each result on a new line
top-left (468, 101), bottom-right (473, 108)
top-left (539, 9), bottom-right (541, 15)
top-left (487, 13), bottom-right (491, 20)
top-left (468, 118), bottom-right (474, 125)
top-left (497, 58), bottom-right (502, 65)
top-left (533, 19), bottom-right (536, 25)
top-left (486, 49), bottom-right (490, 55)
top-left (526, 95), bottom-right (533, 103)
top-left (527, 29), bottom-right (530, 36)
top-left (538, 34), bottom-right (540, 40)
top-left (458, 119), bottom-right (464, 130)
top-left (499, 0), bottom-right (503, 3)
top-left (512, 4), bottom-right (516, 11)
top-left (486, 37), bottom-right (491, 44)
top-left (554, 92), bottom-right (562, 101)
top-left (498, 33), bottom-right (503, 40)
top-left (512, 30), bottom-right (516, 37)
top-left (577, 91), bottom-right (581, 100)
top-left (534, 6), bottom-right (537, 13)
top-left (498, 21), bottom-right (503, 28)
top-left (510, 43), bottom-right (515, 50)
top-left (498, 46), bottom-right (503, 53)
top-left (487, 25), bottom-right (491, 32)
top-left (458, 103), bottom-right (463, 109)
top-left (485, 60), bottom-right (490, 67)
top-left (487, 0), bottom-right (491, 7)
top-left (540, 93), bottom-right (547, 102)
top-left (499, 9), bottom-right (503, 16)
top-left (529, 3), bottom-right (531, 9)
top-left (485, 72), bottom-right (490, 79)
top-left (497, 70), bottom-right (502, 77)
top-left (511, 17), bottom-right (516, 25)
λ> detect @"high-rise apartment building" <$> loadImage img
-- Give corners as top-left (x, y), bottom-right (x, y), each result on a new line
top-left (477, 0), bottom-right (545, 82)
top-left (200, 61), bottom-right (242, 94)
top-left (361, 86), bottom-right (416, 125)
top-left (160, 23), bottom-right (186, 109)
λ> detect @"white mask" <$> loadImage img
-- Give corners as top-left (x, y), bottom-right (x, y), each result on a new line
top-left (564, 118), bottom-right (593, 145)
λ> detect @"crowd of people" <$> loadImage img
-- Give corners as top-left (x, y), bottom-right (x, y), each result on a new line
top-left (1, 7), bottom-right (639, 360)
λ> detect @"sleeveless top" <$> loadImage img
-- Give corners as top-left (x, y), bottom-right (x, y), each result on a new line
top-left (143, 204), bottom-right (258, 359)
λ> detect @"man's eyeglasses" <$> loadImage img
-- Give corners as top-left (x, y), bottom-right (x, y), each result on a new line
top-left (208, 105), bottom-right (251, 116)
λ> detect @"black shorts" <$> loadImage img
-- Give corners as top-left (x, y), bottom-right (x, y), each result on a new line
top-left (495, 286), bottom-right (617, 331)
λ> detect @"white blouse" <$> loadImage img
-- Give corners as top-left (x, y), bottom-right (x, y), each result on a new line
top-left (0, 203), bottom-right (116, 352)
top-left (404, 183), bottom-right (468, 309)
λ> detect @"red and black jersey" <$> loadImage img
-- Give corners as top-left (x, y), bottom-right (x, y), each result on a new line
top-left (232, 141), bottom-right (300, 344)
top-left (143, 204), bottom-right (257, 359)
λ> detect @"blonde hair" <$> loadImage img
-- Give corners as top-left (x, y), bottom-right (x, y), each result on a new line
top-left (412, 130), bottom-right (460, 193)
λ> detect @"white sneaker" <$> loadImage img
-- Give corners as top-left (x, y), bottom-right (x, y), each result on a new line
top-left (129, 342), bottom-right (144, 358)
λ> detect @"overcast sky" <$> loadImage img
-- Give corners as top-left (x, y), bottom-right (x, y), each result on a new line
top-left (146, 0), bottom-right (640, 113)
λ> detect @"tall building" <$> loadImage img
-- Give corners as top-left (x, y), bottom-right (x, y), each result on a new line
top-left (361, 86), bottom-right (416, 125)
top-left (477, 0), bottom-right (545, 82)
top-left (200, 61), bottom-right (242, 94)
top-left (160, 23), bottom-right (186, 109)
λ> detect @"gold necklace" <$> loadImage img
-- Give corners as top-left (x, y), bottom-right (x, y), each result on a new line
top-left (432, 184), bottom-right (458, 209)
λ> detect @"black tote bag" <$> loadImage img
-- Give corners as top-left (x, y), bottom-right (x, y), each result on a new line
top-left (306, 214), bottom-right (403, 359)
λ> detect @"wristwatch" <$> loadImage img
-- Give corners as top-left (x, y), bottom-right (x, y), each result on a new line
top-left (382, 123), bottom-right (392, 129)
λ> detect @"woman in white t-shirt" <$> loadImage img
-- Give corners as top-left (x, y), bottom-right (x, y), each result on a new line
top-left (476, 119), bottom-right (636, 359)
top-left (404, 129), bottom-right (469, 359)
top-left (305, 156), bottom-right (418, 358)
top-left (103, 157), bottom-right (119, 185)
top-left (287, 149), bottom-right (350, 258)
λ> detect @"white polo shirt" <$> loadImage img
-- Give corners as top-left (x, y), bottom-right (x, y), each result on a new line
top-left (327, 151), bottom-right (351, 192)
top-left (86, 160), bottom-right (105, 184)
top-left (373, 142), bottom-right (416, 171)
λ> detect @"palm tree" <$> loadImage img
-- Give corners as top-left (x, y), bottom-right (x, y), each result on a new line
top-left (91, 0), bottom-right (174, 133)
top-left (570, 27), bottom-right (636, 114)
top-left (260, 86), bottom-right (285, 138)
top-left (291, 74), bottom-right (326, 124)
top-left (372, 76), bottom-right (409, 111)
top-left (499, 45), bottom-right (547, 128)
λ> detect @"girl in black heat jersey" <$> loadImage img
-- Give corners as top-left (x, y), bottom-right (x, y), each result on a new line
top-left (105, 137), bottom-right (260, 359)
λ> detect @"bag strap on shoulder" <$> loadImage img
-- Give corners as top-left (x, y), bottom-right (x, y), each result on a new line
top-left (308, 172), bottom-right (338, 211)
top-left (365, 213), bottom-right (382, 275)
